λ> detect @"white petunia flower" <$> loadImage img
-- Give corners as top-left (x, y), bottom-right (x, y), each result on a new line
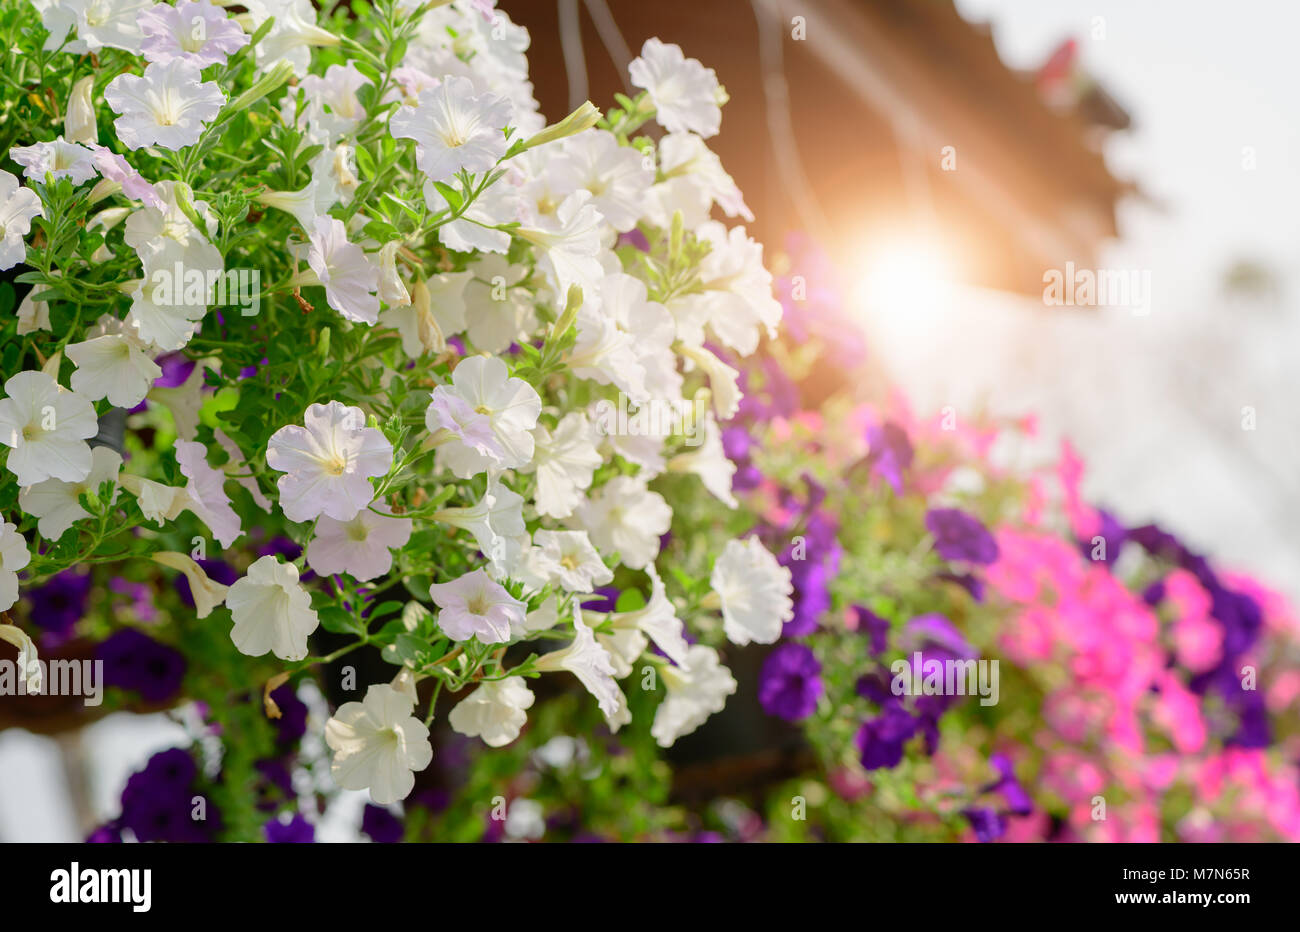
top-left (381, 270), bottom-right (472, 357)
top-left (374, 240), bottom-right (410, 308)
top-left (629, 38), bottom-right (722, 138)
top-left (679, 343), bottom-right (742, 421)
top-left (151, 551), bottom-right (229, 618)
top-left (16, 289), bottom-right (52, 335)
top-left (31, 0), bottom-right (79, 51)
top-left (0, 621), bottom-right (41, 692)
top-left (432, 355), bottom-right (540, 479)
top-left (526, 411), bottom-right (600, 519)
top-left (214, 428), bottom-right (271, 511)
top-left (517, 592), bottom-right (559, 637)
top-left (0, 170), bottom-right (45, 270)
top-left (433, 473), bottom-right (526, 578)
top-left (306, 504), bottom-right (412, 582)
top-left (0, 371), bottom-right (98, 486)
top-left (140, 0), bottom-right (249, 67)
top-left (645, 132), bottom-right (752, 227)
top-left (667, 410), bottom-right (737, 508)
top-left (64, 0), bottom-right (152, 54)
top-left (105, 59), bottom-right (225, 151)
top-left (257, 145), bottom-right (357, 230)
top-left (676, 221), bottom-right (782, 356)
top-left (463, 254), bottom-right (537, 353)
top-left (604, 564), bottom-right (690, 666)
top-left (66, 314), bottom-right (163, 408)
top-left (513, 146), bottom-right (578, 226)
top-left (568, 306), bottom-right (648, 404)
top-left (128, 236), bottom-right (224, 351)
top-left (18, 446), bottom-right (122, 540)
top-left (448, 676), bottom-right (534, 748)
top-left (241, 0), bottom-right (340, 76)
top-left (514, 190), bottom-right (606, 302)
top-left (119, 473), bottom-right (191, 525)
top-left (304, 216), bottom-right (380, 324)
top-left (0, 524), bottom-right (33, 614)
top-left (61, 76), bottom-right (96, 145)
top-left (148, 357), bottom-right (208, 441)
top-left (422, 175), bottom-right (519, 255)
top-left (86, 144), bottom-right (165, 209)
top-left (651, 645), bottom-right (737, 747)
top-left (175, 439), bottom-right (242, 548)
top-left (596, 625), bottom-right (648, 680)
top-left (125, 180), bottom-right (216, 253)
top-left (573, 475), bottom-right (672, 571)
top-left (425, 390), bottom-right (502, 464)
top-left (560, 129), bottom-right (654, 232)
top-left (389, 75), bottom-right (513, 183)
top-left (526, 529), bottom-right (612, 593)
top-left (534, 602), bottom-right (629, 731)
top-left (226, 555), bottom-right (319, 661)
top-left (266, 400), bottom-right (393, 523)
top-left (710, 536), bottom-right (793, 646)
top-left (595, 272), bottom-right (681, 404)
top-left (10, 137), bottom-right (97, 185)
top-left (287, 63), bottom-right (371, 143)
top-left (325, 683), bottom-right (432, 804)
top-left (429, 567), bottom-right (526, 644)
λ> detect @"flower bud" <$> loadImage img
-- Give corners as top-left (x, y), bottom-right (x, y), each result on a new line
top-left (64, 76), bottom-right (97, 144)
top-left (522, 101), bottom-right (601, 150)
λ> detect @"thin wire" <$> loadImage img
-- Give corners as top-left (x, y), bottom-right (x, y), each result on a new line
top-left (558, 0), bottom-right (588, 112)
top-left (583, 0), bottom-right (635, 95)
top-left (751, 0), bottom-right (832, 242)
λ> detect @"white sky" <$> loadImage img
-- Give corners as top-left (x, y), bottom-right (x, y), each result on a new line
top-left (849, 0), bottom-right (1300, 603)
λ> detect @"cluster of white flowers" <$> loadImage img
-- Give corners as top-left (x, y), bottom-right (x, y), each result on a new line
top-left (1, 0), bottom-right (794, 807)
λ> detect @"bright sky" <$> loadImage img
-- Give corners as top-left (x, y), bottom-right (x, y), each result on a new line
top-left (859, 0), bottom-right (1300, 599)
top-left (955, 0), bottom-right (1300, 300)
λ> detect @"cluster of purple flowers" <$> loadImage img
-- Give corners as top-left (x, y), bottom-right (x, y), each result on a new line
top-left (925, 508), bottom-right (1000, 565)
top-left (96, 628), bottom-right (186, 704)
top-left (91, 748), bottom-right (219, 843)
top-left (25, 569), bottom-right (92, 645)
top-left (962, 753), bottom-right (1034, 842)
top-left (853, 615), bottom-right (977, 771)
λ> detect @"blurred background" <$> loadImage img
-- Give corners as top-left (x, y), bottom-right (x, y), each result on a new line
top-left (4, 0), bottom-right (1297, 840)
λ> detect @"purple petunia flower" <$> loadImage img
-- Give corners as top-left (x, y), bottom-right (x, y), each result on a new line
top-left (118, 748), bottom-right (217, 842)
top-left (616, 228), bottom-right (651, 252)
top-left (853, 606), bottom-right (891, 655)
top-left (855, 703), bottom-right (917, 771)
top-left (26, 569), bottom-right (92, 643)
top-left (265, 813), bottom-right (315, 843)
top-left (86, 823), bottom-right (123, 843)
top-left (152, 352), bottom-right (197, 388)
top-left (925, 507), bottom-right (999, 565)
top-left (865, 421), bottom-right (913, 494)
top-left (758, 642), bottom-right (824, 721)
top-left (269, 683), bottom-right (309, 746)
top-left (902, 613), bottom-right (977, 660)
top-left (963, 806), bottom-right (1006, 842)
top-left (96, 628), bottom-right (186, 703)
top-left (361, 804), bottom-right (405, 843)
top-left (580, 585), bottom-right (622, 614)
top-left (1079, 508), bottom-right (1126, 567)
top-left (985, 753), bottom-right (1033, 816)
